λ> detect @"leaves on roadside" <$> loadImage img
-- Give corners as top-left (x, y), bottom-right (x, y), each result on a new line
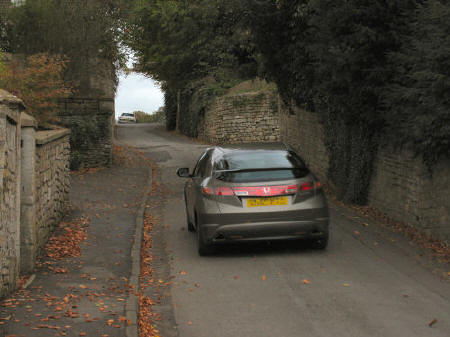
top-left (45, 218), bottom-right (89, 260)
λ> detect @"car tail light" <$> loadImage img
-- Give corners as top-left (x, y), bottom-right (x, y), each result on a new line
top-left (299, 181), bottom-right (322, 191)
top-left (215, 187), bottom-right (234, 196)
top-left (299, 182), bottom-right (314, 191)
top-left (202, 187), bottom-right (214, 195)
top-left (202, 187), bottom-right (234, 196)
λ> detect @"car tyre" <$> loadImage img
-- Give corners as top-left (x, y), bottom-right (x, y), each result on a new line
top-left (187, 214), bottom-right (195, 232)
top-left (311, 231), bottom-right (329, 250)
top-left (196, 214), bottom-right (214, 256)
top-left (184, 193), bottom-right (195, 232)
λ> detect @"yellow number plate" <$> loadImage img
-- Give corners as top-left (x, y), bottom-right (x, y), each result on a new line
top-left (247, 196), bottom-right (288, 207)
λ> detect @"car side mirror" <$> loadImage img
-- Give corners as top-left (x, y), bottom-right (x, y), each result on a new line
top-left (177, 168), bottom-right (191, 178)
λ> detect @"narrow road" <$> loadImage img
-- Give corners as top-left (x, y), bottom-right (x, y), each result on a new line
top-left (118, 123), bottom-right (450, 337)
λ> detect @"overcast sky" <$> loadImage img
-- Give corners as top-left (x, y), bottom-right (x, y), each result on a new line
top-left (115, 71), bottom-right (164, 118)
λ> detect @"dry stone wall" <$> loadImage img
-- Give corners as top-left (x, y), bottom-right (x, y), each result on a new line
top-left (368, 147), bottom-right (450, 239)
top-left (34, 131), bottom-right (70, 256)
top-left (199, 92), bottom-right (280, 144)
top-left (279, 106), bottom-right (330, 183)
top-left (1, 90), bottom-right (70, 298)
top-left (0, 91), bottom-right (23, 298)
top-left (58, 98), bottom-right (114, 169)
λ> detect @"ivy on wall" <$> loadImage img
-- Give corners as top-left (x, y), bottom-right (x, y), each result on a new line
top-left (246, 0), bottom-right (449, 204)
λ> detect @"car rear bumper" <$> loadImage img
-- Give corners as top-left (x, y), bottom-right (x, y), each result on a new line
top-left (200, 217), bottom-right (329, 244)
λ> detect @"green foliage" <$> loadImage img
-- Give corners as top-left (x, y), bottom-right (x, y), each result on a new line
top-left (384, 0), bottom-right (450, 168)
top-left (62, 116), bottom-right (108, 169)
top-left (3, 0), bottom-right (132, 93)
top-left (134, 108), bottom-right (166, 124)
top-left (69, 151), bottom-right (82, 171)
top-left (245, 0), bottom-right (419, 204)
top-left (128, 0), bottom-right (256, 88)
top-left (164, 88), bottom-right (177, 131)
top-left (0, 51), bottom-right (4, 73)
top-left (0, 53), bottom-right (73, 127)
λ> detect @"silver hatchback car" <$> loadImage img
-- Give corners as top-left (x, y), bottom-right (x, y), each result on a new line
top-left (177, 143), bottom-right (329, 255)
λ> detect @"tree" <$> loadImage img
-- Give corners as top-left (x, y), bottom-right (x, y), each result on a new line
top-left (128, 0), bottom-right (255, 89)
top-left (245, 0), bottom-right (417, 204)
top-left (126, 0), bottom-right (258, 136)
top-left (0, 53), bottom-right (73, 126)
top-left (384, 0), bottom-right (450, 168)
top-left (3, 0), bottom-right (132, 94)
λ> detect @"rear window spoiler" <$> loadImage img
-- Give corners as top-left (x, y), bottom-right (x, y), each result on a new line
top-left (213, 167), bottom-right (305, 178)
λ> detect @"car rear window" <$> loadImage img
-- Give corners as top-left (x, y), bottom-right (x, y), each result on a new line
top-left (122, 113), bottom-right (134, 117)
top-left (214, 150), bottom-right (309, 182)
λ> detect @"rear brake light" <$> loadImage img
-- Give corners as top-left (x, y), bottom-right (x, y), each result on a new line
top-left (202, 187), bottom-right (234, 196)
top-left (299, 182), bottom-right (314, 191)
top-left (215, 187), bottom-right (234, 196)
top-left (299, 181), bottom-right (322, 192)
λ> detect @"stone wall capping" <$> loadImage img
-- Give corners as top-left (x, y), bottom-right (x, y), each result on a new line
top-left (20, 112), bottom-right (37, 129)
top-left (0, 89), bottom-right (25, 111)
top-left (36, 129), bottom-right (70, 146)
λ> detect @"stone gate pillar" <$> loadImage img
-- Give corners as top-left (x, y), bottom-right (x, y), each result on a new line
top-left (20, 112), bottom-right (37, 273)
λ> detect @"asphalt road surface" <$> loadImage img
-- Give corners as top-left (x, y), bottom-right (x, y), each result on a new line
top-left (117, 123), bottom-right (450, 337)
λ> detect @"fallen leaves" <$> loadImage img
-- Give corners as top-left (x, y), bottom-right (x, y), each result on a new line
top-left (330, 194), bottom-right (450, 264)
top-left (35, 324), bottom-right (61, 330)
top-left (45, 217), bottom-right (89, 260)
top-left (428, 318), bottom-right (438, 327)
top-left (138, 214), bottom-right (161, 337)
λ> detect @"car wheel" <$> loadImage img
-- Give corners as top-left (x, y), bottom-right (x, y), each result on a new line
top-left (311, 231), bottom-right (329, 250)
top-left (187, 216), bottom-right (195, 232)
top-left (195, 213), bottom-right (214, 256)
